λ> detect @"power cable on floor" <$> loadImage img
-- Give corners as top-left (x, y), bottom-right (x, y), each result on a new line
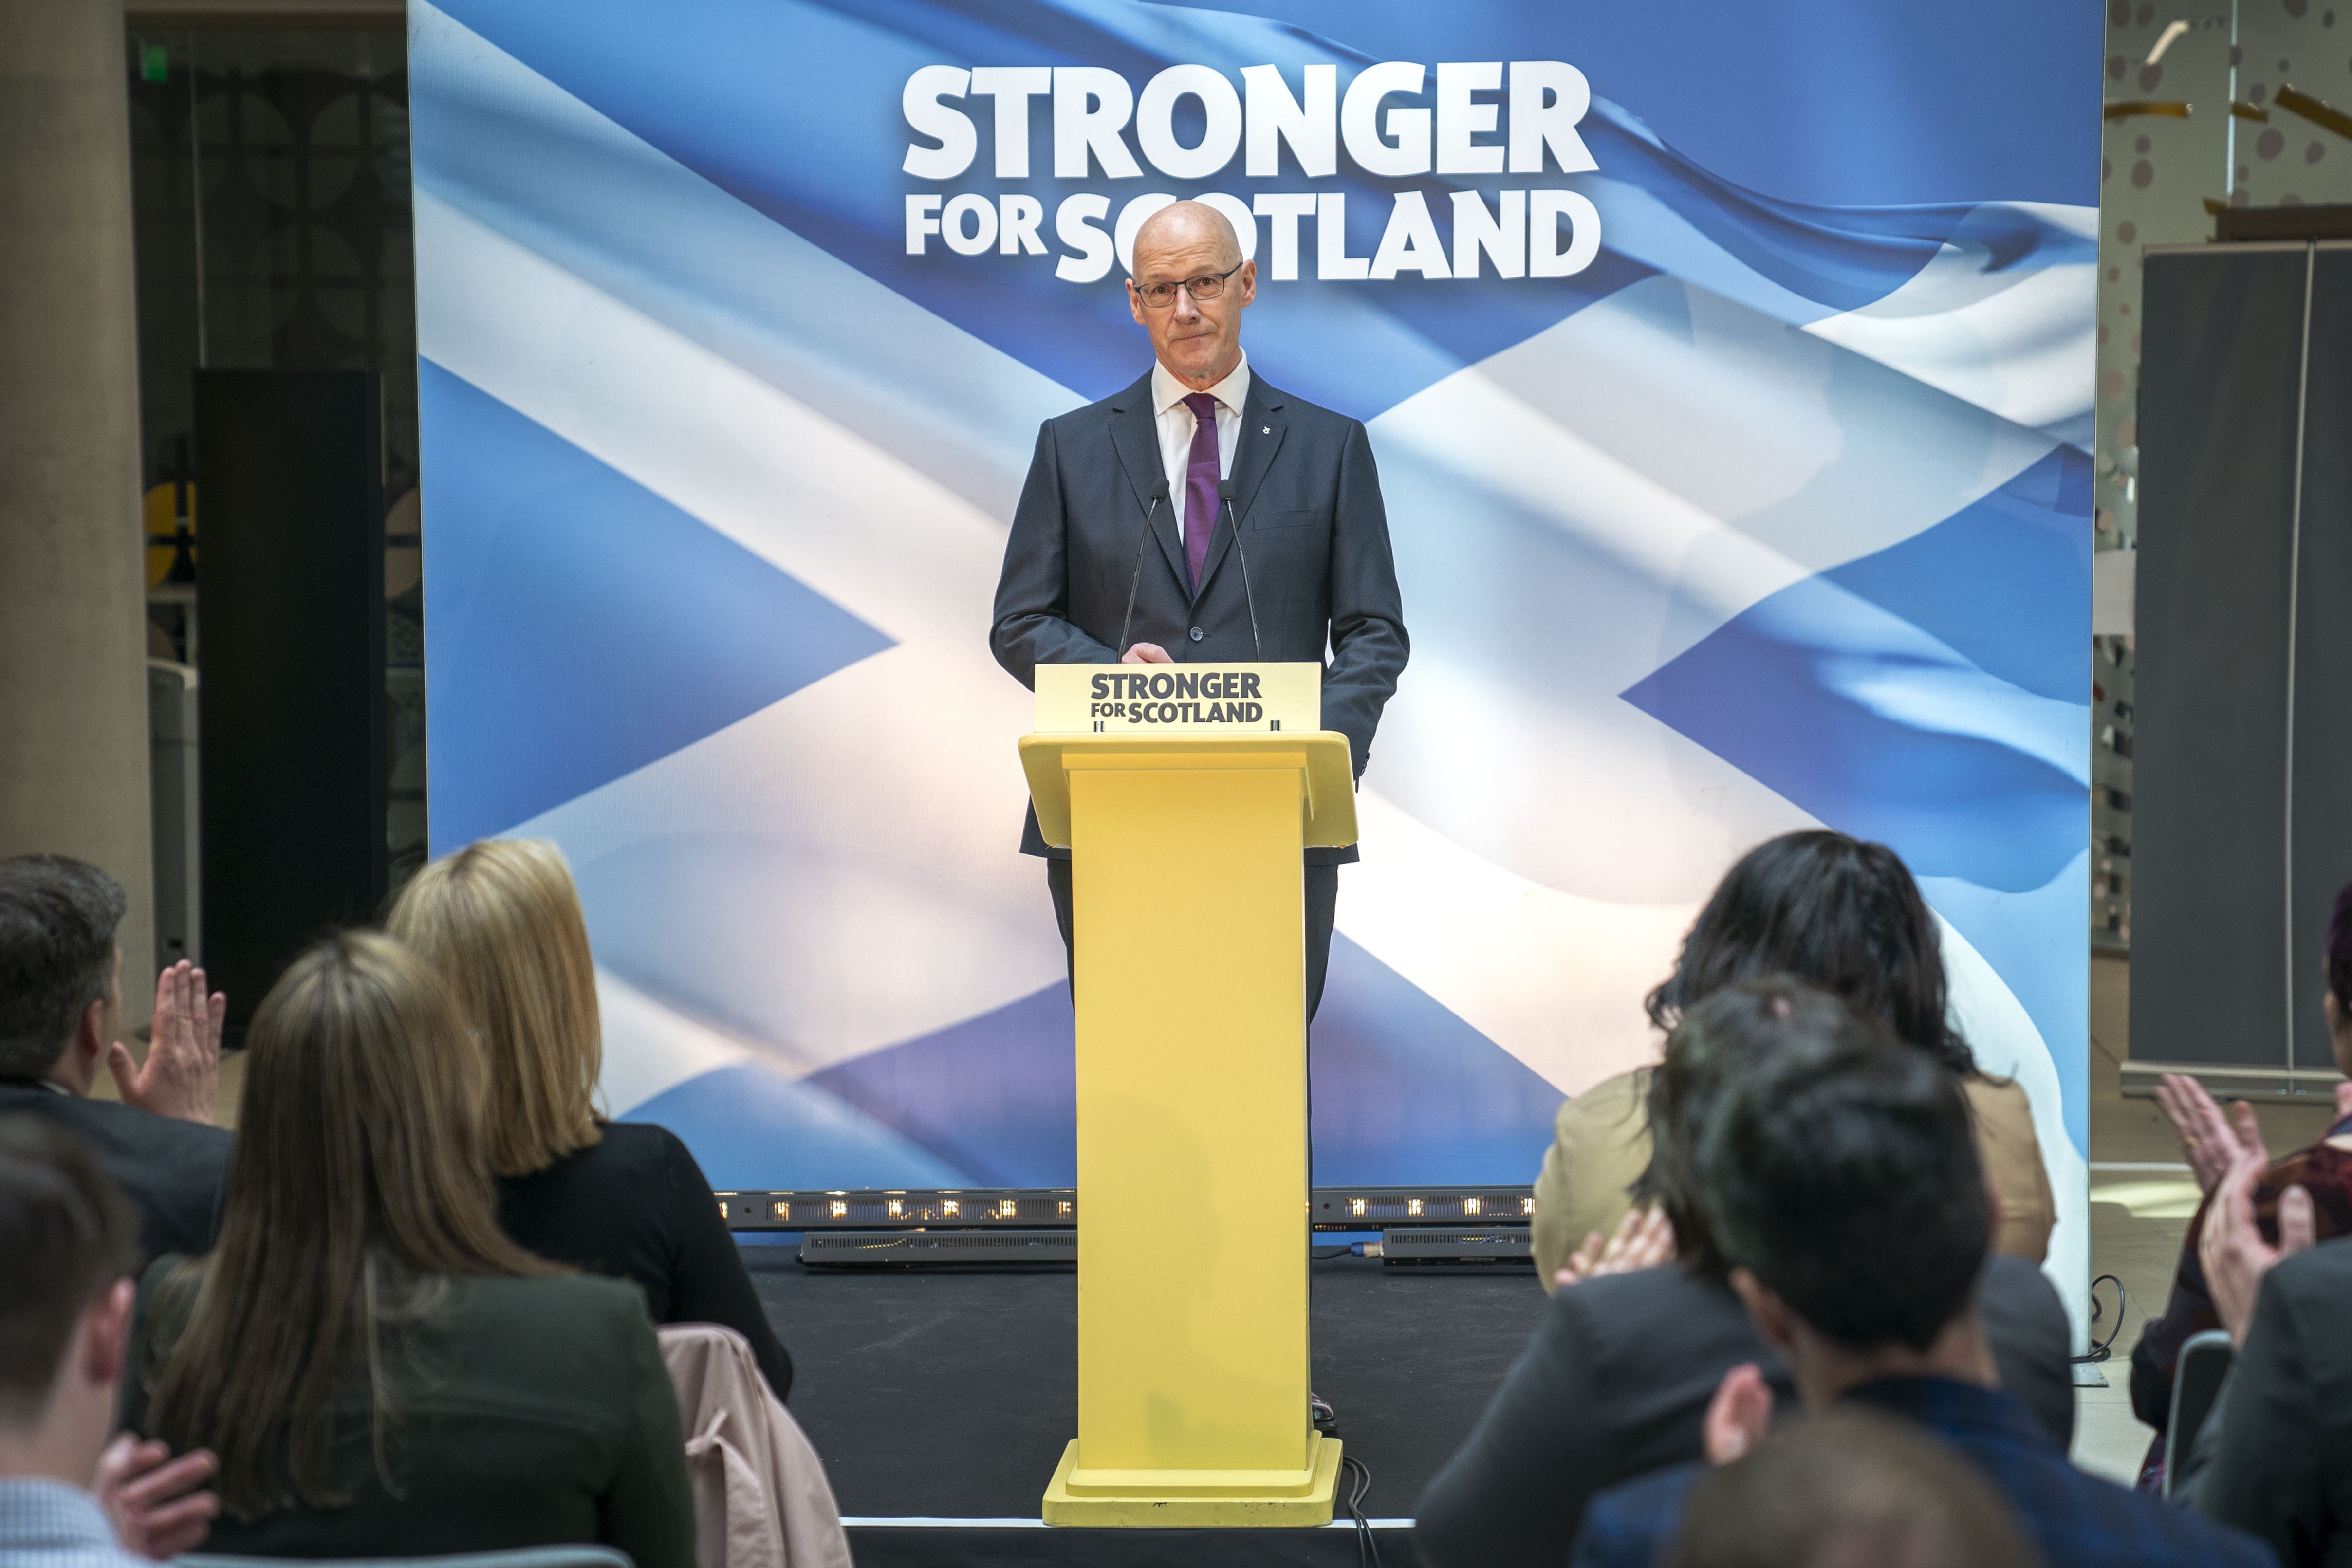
top-left (1340, 1453), bottom-right (1383, 1568)
top-left (2074, 1273), bottom-right (2127, 1364)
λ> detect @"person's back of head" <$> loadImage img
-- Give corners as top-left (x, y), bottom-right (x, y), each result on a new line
top-left (1648, 831), bottom-right (1972, 1074)
top-left (0, 856), bottom-right (126, 1088)
top-left (1669, 1407), bottom-right (2043, 1568)
top-left (1697, 991), bottom-right (1991, 1354)
top-left (386, 839), bottom-right (602, 1178)
top-left (1640, 977), bottom-right (1897, 1279)
top-left (146, 929), bottom-right (555, 1518)
top-left (0, 1115), bottom-right (140, 1481)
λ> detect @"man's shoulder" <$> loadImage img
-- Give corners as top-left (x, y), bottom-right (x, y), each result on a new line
top-left (0, 1080), bottom-right (231, 1160)
top-left (1547, 1264), bottom-right (1759, 1362)
top-left (1041, 371), bottom-right (1154, 437)
top-left (1971, 1432), bottom-right (2272, 1567)
top-left (0, 1478), bottom-right (149, 1566)
top-left (1255, 379), bottom-right (1362, 440)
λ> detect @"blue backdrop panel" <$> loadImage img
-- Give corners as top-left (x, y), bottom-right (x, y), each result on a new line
top-left (410, 0), bottom-right (2097, 1310)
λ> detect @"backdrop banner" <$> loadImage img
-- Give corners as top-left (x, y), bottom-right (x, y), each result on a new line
top-left (410, 0), bottom-right (2098, 1317)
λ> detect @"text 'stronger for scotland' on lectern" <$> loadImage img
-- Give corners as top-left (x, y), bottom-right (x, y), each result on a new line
top-left (1020, 663), bottom-right (1356, 1527)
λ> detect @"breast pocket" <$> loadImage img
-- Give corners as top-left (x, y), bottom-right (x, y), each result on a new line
top-left (1251, 509), bottom-right (1318, 531)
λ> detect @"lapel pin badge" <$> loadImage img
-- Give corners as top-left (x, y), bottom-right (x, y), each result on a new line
top-left (1261, 425), bottom-right (1270, 435)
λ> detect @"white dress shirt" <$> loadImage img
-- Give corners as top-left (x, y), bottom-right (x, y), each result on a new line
top-left (0, 1480), bottom-right (148, 1568)
top-left (1150, 350), bottom-right (1250, 551)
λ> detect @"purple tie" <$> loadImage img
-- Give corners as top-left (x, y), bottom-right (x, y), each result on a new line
top-left (1181, 391), bottom-right (1221, 591)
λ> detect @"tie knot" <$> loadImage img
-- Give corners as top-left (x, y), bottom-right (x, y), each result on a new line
top-left (1183, 392), bottom-right (1219, 423)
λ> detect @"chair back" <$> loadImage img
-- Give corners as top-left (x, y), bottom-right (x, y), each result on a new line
top-left (2162, 1327), bottom-right (2236, 1498)
top-left (659, 1322), bottom-right (850, 1568)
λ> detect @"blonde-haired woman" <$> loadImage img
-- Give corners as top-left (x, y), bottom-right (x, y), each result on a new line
top-left (389, 838), bottom-right (794, 1398)
top-left (126, 932), bottom-right (693, 1563)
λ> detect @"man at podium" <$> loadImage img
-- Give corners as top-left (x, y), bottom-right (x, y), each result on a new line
top-left (989, 201), bottom-right (1409, 1018)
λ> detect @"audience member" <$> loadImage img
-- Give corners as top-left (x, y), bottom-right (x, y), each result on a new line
top-left (2131, 878), bottom-right (2352, 1484)
top-left (1667, 1406), bottom-right (2044, 1568)
top-left (1532, 831), bottom-right (2053, 1290)
top-left (0, 1117), bottom-right (219, 1566)
top-left (0, 855), bottom-right (230, 1263)
top-left (124, 932), bottom-right (695, 1566)
top-left (1413, 980), bottom-right (2074, 1568)
top-left (387, 838), bottom-right (796, 1399)
top-left (1568, 993), bottom-right (2270, 1568)
top-left (2169, 1143), bottom-right (2347, 1564)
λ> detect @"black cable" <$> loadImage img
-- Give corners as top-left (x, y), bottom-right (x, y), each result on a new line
top-left (2074, 1273), bottom-right (2127, 1364)
top-left (1217, 479), bottom-right (1264, 661)
top-left (1340, 1453), bottom-right (1382, 1568)
top-left (1115, 477), bottom-right (1170, 656)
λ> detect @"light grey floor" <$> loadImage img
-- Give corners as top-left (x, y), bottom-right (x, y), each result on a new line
top-left (2072, 950), bottom-right (2337, 1482)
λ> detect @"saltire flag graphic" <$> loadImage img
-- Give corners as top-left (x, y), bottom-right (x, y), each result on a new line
top-left (410, 0), bottom-right (2098, 1324)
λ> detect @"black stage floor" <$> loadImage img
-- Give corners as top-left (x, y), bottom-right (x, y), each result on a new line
top-left (744, 1249), bottom-right (1544, 1566)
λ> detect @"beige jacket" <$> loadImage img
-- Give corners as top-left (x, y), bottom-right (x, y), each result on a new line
top-left (657, 1324), bottom-right (852, 1568)
top-left (1530, 1068), bottom-right (2056, 1291)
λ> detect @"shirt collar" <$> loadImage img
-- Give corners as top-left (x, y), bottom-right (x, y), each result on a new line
top-left (1152, 348), bottom-right (1251, 420)
top-left (0, 1076), bottom-right (72, 1096)
top-left (0, 1479), bottom-right (121, 1548)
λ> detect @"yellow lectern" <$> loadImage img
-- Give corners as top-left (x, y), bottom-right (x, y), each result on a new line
top-left (1019, 664), bottom-right (1356, 1527)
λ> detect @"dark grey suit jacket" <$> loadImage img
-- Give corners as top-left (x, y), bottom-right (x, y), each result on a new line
top-left (1411, 1254), bottom-right (2075, 1568)
top-left (0, 1079), bottom-right (231, 1265)
top-left (2192, 1236), bottom-right (2352, 1565)
top-left (990, 368), bottom-right (1408, 865)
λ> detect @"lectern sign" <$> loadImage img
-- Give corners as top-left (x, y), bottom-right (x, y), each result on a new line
top-left (1033, 662), bottom-right (1321, 734)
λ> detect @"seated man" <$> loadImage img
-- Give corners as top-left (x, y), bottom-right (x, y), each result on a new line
top-left (0, 855), bottom-right (229, 1261)
top-left (0, 1116), bottom-right (218, 1565)
top-left (1570, 985), bottom-right (2271, 1568)
top-left (1414, 981), bottom-right (2073, 1568)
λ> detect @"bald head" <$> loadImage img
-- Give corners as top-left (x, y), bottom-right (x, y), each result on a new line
top-left (1125, 200), bottom-right (1256, 390)
top-left (1132, 201), bottom-right (1241, 275)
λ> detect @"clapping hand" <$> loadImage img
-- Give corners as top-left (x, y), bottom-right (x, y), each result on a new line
top-left (2154, 1072), bottom-right (2268, 1196)
top-left (109, 961), bottom-right (225, 1125)
top-left (1554, 1204), bottom-right (1676, 1289)
top-left (1702, 1362), bottom-right (1775, 1465)
top-left (2200, 1148), bottom-right (2316, 1346)
top-left (93, 1433), bottom-right (219, 1561)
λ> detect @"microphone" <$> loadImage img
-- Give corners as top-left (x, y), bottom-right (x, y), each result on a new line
top-left (1116, 477), bottom-right (1171, 658)
top-left (1219, 479), bottom-right (1264, 662)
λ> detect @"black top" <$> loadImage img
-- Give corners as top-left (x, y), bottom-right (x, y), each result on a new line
top-left (498, 1120), bottom-right (793, 1399)
top-left (991, 369), bottom-right (1410, 865)
top-left (1412, 1254), bottom-right (2075, 1568)
top-left (2196, 1235), bottom-right (2352, 1565)
top-left (127, 1266), bottom-right (694, 1568)
top-left (0, 1079), bottom-right (231, 1265)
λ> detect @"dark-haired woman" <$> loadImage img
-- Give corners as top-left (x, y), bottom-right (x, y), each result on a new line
top-left (2127, 878), bottom-right (2352, 1491)
top-left (1532, 830), bottom-right (2054, 1288)
top-left (123, 933), bottom-right (694, 1565)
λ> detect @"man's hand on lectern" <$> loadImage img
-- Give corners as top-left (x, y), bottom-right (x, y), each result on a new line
top-left (1122, 643), bottom-right (1174, 664)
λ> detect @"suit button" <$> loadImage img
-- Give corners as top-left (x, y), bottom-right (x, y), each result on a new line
top-left (1188, 627), bottom-right (1204, 642)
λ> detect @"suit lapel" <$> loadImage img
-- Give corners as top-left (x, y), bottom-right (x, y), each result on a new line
top-left (1192, 378), bottom-right (1286, 604)
top-left (1107, 372), bottom-right (1188, 593)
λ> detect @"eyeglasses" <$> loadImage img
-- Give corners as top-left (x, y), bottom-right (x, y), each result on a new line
top-left (1128, 261), bottom-right (1244, 310)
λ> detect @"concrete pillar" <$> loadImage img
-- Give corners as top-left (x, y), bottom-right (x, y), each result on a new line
top-left (0, 0), bottom-right (157, 1028)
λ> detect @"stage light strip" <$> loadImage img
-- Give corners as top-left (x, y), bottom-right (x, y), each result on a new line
top-left (715, 1185), bottom-right (1537, 1229)
top-left (836, 1517), bottom-right (1417, 1528)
